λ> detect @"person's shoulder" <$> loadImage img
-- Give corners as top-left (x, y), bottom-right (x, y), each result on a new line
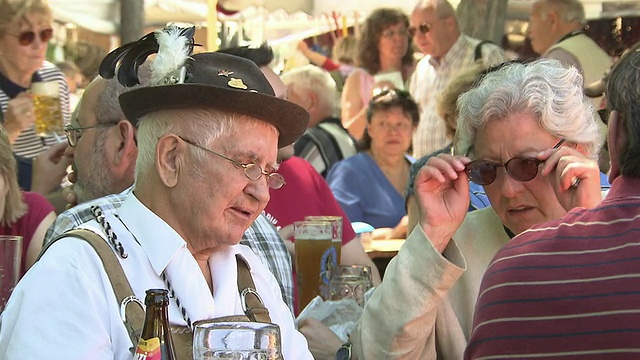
top-left (22, 191), bottom-right (53, 209)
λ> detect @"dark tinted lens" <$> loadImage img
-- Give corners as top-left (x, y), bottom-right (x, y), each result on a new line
top-left (419, 23), bottom-right (430, 34)
top-left (18, 31), bottom-right (35, 46)
top-left (466, 161), bottom-right (499, 185)
top-left (40, 28), bottom-right (53, 42)
top-left (505, 157), bottom-right (541, 181)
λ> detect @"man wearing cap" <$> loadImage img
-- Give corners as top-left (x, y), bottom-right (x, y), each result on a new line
top-left (0, 31), bottom-right (313, 359)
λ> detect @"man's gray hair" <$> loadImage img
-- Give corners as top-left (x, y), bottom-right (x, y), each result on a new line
top-left (455, 59), bottom-right (603, 159)
top-left (134, 109), bottom-right (272, 182)
top-left (538, 0), bottom-right (586, 24)
top-left (281, 65), bottom-right (338, 118)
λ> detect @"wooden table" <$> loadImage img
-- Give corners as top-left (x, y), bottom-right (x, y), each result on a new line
top-left (363, 239), bottom-right (405, 278)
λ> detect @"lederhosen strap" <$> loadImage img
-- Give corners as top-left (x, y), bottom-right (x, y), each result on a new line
top-left (40, 229), bottom-right (146, 347)
top-left (236, 254), bottom-right (271, 323)
top-left (40, 229), bottom-right (273, 356)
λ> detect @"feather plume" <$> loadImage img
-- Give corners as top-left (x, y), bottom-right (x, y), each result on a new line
top-left (150, 25), bottom-right (196, 85)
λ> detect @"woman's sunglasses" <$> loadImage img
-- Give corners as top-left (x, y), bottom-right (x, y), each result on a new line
top-left (408, 23), bottom-right (431, 37)
top-left (465, 139), bottom-right (566, 185)
top-left (7, 28), bottom-right (53, 46)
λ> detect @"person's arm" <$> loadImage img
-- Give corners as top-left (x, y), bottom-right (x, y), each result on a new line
top-left (297, 41), bottom-right (340, 71)
top-left (340, 237), bottom-right (381, 285)
top-left (351, 226), bottom-right (466, 359)
top-left (24, 211), bottom-right (56, 271)
top-left (30, 142), bottom-right (71, 195)
top-left (341, 70), bottom-right (368, 140)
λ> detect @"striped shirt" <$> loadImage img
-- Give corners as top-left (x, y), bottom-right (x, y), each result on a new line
top-left (0, 61), bottom-right (70, 159)
top-left (466, 176), bottom-right (640, 359)
top-left (44, 187), bottom-right (295, 313)
top-left (409, 35), bottom-right (505, 158)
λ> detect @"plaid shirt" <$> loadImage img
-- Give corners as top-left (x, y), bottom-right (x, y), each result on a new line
top-left (410, 35), bottom-right (506, 158)
top-left (44, 187), bottom-right (295, 313)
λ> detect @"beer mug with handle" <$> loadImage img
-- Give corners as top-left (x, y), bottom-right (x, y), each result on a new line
top-left (192, 321), bottom-right (281, 360)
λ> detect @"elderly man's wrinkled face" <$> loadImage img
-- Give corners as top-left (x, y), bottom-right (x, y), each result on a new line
top-left (178, 119), bottom-right (279, 254)
top-left (473, 113), bottom-right (568, 235)
top-left (410, 7), bottom-right (453, 59)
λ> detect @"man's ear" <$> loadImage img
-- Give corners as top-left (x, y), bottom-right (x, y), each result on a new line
top-left (607, 110), bottom-right (625, 181)
top-left (112, 120), bottom-right (138, 168)
top-left (155, 134), bottom-right (183, 188)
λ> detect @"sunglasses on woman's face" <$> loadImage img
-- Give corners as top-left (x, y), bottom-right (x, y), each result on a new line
top-left (465, 139), bottom-right (566, 185)
top-left (7, 28), bottom-right (53, 46)
top-left (408, 23), bottom-right (431, 37)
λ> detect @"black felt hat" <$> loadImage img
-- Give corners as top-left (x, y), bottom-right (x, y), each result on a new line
top-left (118, 52), bottom-right (309, 147)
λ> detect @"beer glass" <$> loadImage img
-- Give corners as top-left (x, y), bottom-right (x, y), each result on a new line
top-left (304, 216), bottom-right (342, 265)
top-left (192, 321), bottom-right (281, 360)
top-left (31, 81), bottom-right (63, 136)
top-left (329, 265), bottom-right (374, 307)
top-left (294, 220), bottom-right (332, 310)
top-left (0, 235), bottom-right (22, 312)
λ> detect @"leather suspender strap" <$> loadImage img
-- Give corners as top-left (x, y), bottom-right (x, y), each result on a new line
top-left (236, 254), bottom-right (272, 323)
top-left (41, 229), bottom-right (145, 346)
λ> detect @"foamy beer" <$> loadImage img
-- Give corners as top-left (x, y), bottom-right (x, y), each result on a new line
top-left (305, 216), bottom-right (342, 265)
top-left (31, 81), bottom-right (63, 136)
top-left (294, 220), bottom-right (332, 310)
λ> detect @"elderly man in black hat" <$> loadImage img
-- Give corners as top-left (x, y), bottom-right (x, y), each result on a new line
top-left (0, 28), bottom-right (313, 359)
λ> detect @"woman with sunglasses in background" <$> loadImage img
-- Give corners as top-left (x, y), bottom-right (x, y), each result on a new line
top-left (327, 89), bottom-right (419, 240)
top-left (345, 59), bottom-right (606, 359)
top-left (340, 8), bottom-right (414, 141)
top-left (0, 0), bottom-right (70, 163)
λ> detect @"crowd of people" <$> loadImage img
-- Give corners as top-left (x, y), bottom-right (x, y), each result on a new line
top-left (1, 0), bottom-right (638, 358)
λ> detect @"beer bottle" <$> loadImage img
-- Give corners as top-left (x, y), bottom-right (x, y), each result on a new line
top-left (134, 289), bottom-right (177, 360)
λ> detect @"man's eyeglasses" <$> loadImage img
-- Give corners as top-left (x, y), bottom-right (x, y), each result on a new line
top-left (7, 28), bottom-right (53, 46)
top-left (64, 123), bottom-right (118, 147)
top-left (465, 139), bottom-right (566, 185)
top-left (178, 136), bottom-right (285, 190)
top-left (408, 23), bottom-right (431, 37)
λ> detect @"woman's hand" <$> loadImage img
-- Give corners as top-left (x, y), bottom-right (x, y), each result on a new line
top-left (414, 154), bottom-right (471, 253)
top-left (539, 145), bottom-right (603, 211)
top-left (4, 92), bottom-right (35, 143)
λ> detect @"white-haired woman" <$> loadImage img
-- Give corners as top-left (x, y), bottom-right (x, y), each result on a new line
top-left (344, 58), bottom-right (606, 359)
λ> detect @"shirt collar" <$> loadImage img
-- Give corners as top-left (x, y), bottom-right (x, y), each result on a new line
top-left (117, 192), bottom-right (187, 276)
top-left (0, 69), bottom-right (43, 99)
top-left (428, 34), bottom-right (465, 68)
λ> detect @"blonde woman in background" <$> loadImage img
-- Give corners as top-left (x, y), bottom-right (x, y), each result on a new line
top-left (0, 129), bottom-right (55, 277)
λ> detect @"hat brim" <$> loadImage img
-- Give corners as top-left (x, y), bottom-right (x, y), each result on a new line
top-left (119, 84), bottom-right (310, 147)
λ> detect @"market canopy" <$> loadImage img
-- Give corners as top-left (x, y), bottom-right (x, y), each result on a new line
top-left (49, 0), bottom-right (640, 36)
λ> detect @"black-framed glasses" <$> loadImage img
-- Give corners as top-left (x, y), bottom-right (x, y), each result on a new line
top-left (6, 28), bottom-right (53, 46)
top-left (465, 139), bottom-right (566, 185)
top-left (408, 23), bottom-right (431, 37)
top-left (64, 123), bottom-right (118, 147)
top-left (178, 136), bottom-right (285, 190)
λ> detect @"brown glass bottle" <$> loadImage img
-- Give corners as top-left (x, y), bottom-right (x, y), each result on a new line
top-left (134, 289), bottom-right (177, 360)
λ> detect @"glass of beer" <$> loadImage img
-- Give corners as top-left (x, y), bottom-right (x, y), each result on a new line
top-left (329, 265), bottom-right (374, 307)
top-left (31, 81), bottom-right (63, 136)
top-left (0, 235), bottom-right (22, 312)
top-left (304, 216), bottom-right (342, 265)
top-left (192, 321), bottom-right (281, 360)
top-left (294, 220), bottom-right (332, 310)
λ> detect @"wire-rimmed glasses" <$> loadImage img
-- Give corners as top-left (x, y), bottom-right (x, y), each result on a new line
top-left (178, 135), bottom-right (285, 189)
